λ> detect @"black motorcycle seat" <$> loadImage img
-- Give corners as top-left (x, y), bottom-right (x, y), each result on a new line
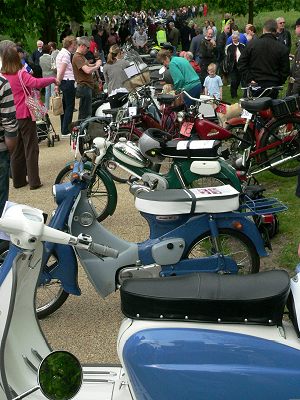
top-left (241, 97), bottom-right (272, 113)
top-left (102, 108), bottom-right (124, 116)
top-left (120, 270), bottom-right (290, 325)
top-left (161, 139), bottom-right (221, 159)
top-left (135, 185), bottom-right (240, 215)
top-left (157, 94), bottom-right (176, 105)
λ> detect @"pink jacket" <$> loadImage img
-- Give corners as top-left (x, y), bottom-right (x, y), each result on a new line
top-left (2, 69), bottom-right (56, 119)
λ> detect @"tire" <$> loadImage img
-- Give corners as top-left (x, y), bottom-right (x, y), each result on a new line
top-left (260, 116), bottom-right (300, 177)
top-left (104, 129), bottom-right (141, 183)
top-left (55, 164), bottom-right (117, 222)
top-left (0, 241), bottom-right (69, 319)
top-left (185, 228), bottom-right (260, 274)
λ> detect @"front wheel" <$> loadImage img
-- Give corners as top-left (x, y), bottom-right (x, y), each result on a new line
top-left (0, 241), bottom-right (69, 319)
top-left (185, 228), bottom-right (260, 274)
top-left (55, 164), bottom-right (117, 222)
top-left (260, 116), bottom-right (300, 177)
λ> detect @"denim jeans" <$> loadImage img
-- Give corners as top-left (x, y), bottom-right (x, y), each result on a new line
top-left (76, 85), bottom-right (93, 121)
top-left (183, 83), bottom-right (202, 108)
top-left (60, 80), bottom-right (76, 135)
top-left (45, 83), bottom-right (55, 111)
top-left (0, 150), bottom-right (10, 216)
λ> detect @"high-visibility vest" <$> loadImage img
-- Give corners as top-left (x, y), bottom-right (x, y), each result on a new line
top-left (156, 29), bottom-right (167, 46)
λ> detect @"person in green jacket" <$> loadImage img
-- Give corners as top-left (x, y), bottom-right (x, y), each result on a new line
top-left (157, 49), bottom-right (202, 107)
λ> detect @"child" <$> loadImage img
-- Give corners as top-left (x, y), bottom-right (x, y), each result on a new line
top-left (203, 63), bottom-right (223, 100)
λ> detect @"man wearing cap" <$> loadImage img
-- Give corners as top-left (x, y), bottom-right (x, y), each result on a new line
top-left (288, 18), bottom-right (300, 96)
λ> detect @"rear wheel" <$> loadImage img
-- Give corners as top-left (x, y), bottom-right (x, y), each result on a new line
top-left (55, 165), bottom-right (116, 222)
top-left (225, 124), bottom-right (253, 166)
top-left (260, 116), bottom-right (300, 177)
top-left (185, 228), bottom-right (260, 274)
top-left (0, 241), bottom-right (69, 319)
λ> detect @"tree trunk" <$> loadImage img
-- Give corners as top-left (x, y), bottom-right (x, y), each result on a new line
top-left (248, 0), bottom-right (254, 24)
top-left (41, 0), bottom-right (58, 42)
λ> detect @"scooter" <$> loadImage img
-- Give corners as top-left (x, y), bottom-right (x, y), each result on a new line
top-left (1, 202), bottom-right (300, 400)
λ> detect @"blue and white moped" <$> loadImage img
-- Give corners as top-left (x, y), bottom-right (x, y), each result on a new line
top-left (0, 138), bottom-right (286, 319)
top-left (0, 203), bottom-right (300, 400)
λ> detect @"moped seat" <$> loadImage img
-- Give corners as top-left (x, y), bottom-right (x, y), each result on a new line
top-left (156, 94), bottom-right (176, 105)
top-left (102, 108), bottom-right (124, 117)
top-left (240, 97), bottom-right (272, 113)
top-left (135, 185), bottom-right (240, 215)
top-left (120, 270), bottom-right (290, 325)
top-left (161, 139), bottom-right (221, 159)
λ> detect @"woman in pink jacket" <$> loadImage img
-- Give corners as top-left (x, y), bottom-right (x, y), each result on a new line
top-left (1, 47), bottom-right (58, 189)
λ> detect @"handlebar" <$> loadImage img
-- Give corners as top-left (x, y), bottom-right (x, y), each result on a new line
top-left (241, 85), bottom-right (283, 99)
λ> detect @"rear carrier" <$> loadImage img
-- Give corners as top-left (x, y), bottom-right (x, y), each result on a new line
top-left (271, 94), bottom-right (300, 118)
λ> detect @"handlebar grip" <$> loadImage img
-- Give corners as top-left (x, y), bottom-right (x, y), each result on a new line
top-left (90, 243), bottom-right (119, 258)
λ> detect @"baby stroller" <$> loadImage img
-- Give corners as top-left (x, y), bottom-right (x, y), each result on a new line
top-left (36, 113), bottom-right (60, 147)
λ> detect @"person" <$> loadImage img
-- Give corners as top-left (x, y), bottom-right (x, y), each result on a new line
top-left (39, 44), bottom-right (56, 110)
top-left (180, 20), bottom-right (192, 51)
top-left (0, 45), bottom-right (18, 215)
top-left (132, 26), bottom-right (148, 50)
top-left (288, 18), bottom-right (300, 96)
top-left (245, 25), bottom-right (257, 41)
top-left (1, 46), bottom-right (57, 190)
top-left (276, 17), bottom-right (291, 53)
top-left (189, 27), bottom-right (204, 65)
top-left (224, 31), bottom-right (245, 98)
top-left (48, 42), bottom-right (59, 63)
top-left (16, 46), bottom-right (33, 74)
top-left (216, 23), bottom-right (231, 76)
top-left (31, 40), bottom-right (44, 77)
top-left (238, 19), bottom-right (290, 99)
top-left (157, 48), bottom-right (202, 107)
top-left (182, 51), bottom-right (201, 74)
top-left (103, 44), bottom-right (130, 108)
top-left (226, 26), bottom-right (247, 45)
top-left (156, 24), bottom-right (167, 46)
top-left (93, 28), bottom-right (106, 65)
top-left (199, 28), bottom-right (217, 84)
top-left (107, 28), bottom-right (120, 47)
top-left (72, 36), bottom-right (102, 120)
top-left (55, 36), bottom-right (77, 137)
top-left (167, 22), bottom-right (180, 51)
top-left (203, 63), bottom-right (223, 99)
top-left (119, 21), bottom-right (131, 45)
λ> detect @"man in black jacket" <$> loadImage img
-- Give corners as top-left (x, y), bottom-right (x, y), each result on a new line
top-left (238, 19), bottom-right (290, 98)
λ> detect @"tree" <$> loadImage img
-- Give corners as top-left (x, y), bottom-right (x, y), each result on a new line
top-left (0, 0), bottom-right (85, 46)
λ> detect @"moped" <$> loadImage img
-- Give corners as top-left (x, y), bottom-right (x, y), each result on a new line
top-left (1, 138), bottom-right (288, 320)
top-left (1, 202), bottom-right (300, 400)
top-left (56, 116), bottom-right (242, 222)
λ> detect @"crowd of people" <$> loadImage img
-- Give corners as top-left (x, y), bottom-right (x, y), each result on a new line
top-left (0, 10), bottom-right (300, 219)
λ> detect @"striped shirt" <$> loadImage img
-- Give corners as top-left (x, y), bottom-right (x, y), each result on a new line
top-left (0, 75), bottom-right (18, 152)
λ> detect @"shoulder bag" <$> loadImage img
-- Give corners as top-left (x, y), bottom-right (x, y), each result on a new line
top-left (18, 70), bottom-right (47, 121)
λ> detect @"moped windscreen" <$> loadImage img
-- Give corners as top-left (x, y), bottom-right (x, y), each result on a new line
top-left (38, 351), bottom-right (82, 400)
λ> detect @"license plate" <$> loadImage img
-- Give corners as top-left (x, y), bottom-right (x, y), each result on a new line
top-left (180, 121), bottom-right (194, 137)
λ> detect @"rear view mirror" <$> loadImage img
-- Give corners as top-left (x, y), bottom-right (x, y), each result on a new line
top-left (39, 351), bottom-right (82, 400)
top-left (13, 351), bottom-right (82, 400)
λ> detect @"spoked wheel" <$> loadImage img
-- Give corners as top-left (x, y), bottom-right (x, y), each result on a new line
top-left (185, 228), bottom-right (260, 274)
top-left (55, 165), bottom-right (116, 222)
top-left (104, 129), bottom-right (141, 183)
top-left (260, 116), bottom-right (300, 177)
top-left (0, 241), bottom-right (69, 319)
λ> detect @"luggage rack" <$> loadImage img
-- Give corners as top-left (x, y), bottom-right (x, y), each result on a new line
top-left (240, 196), bottom-right (288, 215)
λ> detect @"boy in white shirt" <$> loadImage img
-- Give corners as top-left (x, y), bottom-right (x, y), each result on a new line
top-left (203, 63), bottom-right (223, 99)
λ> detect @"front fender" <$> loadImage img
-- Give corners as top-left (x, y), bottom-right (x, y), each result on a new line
top-left (40, 243), bottom-right (81, 295)
top-left (62, 160), bottom-right (118, 218)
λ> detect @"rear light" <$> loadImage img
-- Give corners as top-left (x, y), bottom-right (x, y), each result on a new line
top-left (261, 214), bottom-right (274, 224)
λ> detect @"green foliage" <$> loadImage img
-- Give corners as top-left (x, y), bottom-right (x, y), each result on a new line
top-left (0, 0), bottom-right (85, 48)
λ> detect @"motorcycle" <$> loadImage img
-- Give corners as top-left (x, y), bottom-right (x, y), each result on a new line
top-left (0, 202), bottom-right (300, 400)
top-left (56, 116), bottom-right (243, 222)
top-left (0, 149), bottom-right (285, 319)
